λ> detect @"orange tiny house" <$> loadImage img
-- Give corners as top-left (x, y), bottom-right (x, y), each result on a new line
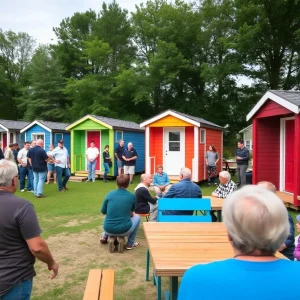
top-left (140, 110), bottom-right (223, 182)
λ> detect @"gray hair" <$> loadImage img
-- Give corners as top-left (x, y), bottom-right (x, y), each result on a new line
top-left (222, 185), bottom-right (289, 255)
top-left (219, 171), bottom-right (231, 181)
top-left (180, 167), bottom-right (191, 178)
top-left (0, 160), bottom-right (18, 187)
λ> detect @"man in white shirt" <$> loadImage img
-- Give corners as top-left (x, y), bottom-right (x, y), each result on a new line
top-left (48, 139), bottom-right (70, 192)
top-left (85, 141), bottom-right (99, 182)
top-left (17, 142), bottom-right (31, 192)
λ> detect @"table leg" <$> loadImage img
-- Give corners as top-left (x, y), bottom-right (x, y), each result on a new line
top-left (217, 210), bottom-right (222, 222)
top-left (169, 276), bottom-right (178, 300)
top-left (146, 249), bottom-right (150, 281)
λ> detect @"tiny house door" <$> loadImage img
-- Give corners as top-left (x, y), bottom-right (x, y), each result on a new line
top-left (285, 120), bottom-right (294, 192)
top-left (87, 131), bottom-right (101, 170)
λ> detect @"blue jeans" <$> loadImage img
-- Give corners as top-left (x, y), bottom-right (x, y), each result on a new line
top-left (55, 166), bottom-right (71, 191)
top-left (0, 279), bottom-right (33, 300)
top-left (103, 162), bottom-right (110, 180)
top-left (104, 215), bottom-right (141, 246)
top-left (27, 169), bottom-right (34, 191)
top-left (87, 160), bottom-right (96, 181)
top-left (33, 171), bottom-right (47, 196)
top-left (19, 166), bottom-right (28, 190)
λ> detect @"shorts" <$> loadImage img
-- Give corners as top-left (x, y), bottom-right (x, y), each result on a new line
top-left (47, 163), bottom-right (55, 172)
top-left (117, 160), bottom-right (124, 168)
top-left (124, 165), bottom-right (135, 175)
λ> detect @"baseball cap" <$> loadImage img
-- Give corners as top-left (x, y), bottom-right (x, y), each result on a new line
top-left (296, 215), bottom-right (300, 223)
top-left (58, 139), bottom-right (64, 144)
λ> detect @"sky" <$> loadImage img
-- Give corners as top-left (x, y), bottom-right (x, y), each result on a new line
top-left (1, 0), bottom-right (149, 45)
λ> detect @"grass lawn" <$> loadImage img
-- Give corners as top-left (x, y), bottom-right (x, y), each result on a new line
top-left (15, 176), bottom-right (299, 300)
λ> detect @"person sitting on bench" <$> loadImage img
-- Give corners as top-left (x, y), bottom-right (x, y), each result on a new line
top-left (153, 165), bottom-right (171, 195)
top-left (135, 174), bottom-right (160, 222)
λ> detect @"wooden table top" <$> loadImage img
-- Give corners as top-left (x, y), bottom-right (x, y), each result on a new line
top-left (144, 222), bottom-right (287, 277)
top-left (206, 196), bottom-right (224, 210)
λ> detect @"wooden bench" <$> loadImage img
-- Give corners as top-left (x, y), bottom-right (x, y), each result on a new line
top-left (135, 212), bottom-right (150, 221)
top-left (83, 269), bottom-right (114, 300)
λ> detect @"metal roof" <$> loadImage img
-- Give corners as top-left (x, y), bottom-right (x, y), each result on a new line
top-left (0, 119), bottom-right (30, 131)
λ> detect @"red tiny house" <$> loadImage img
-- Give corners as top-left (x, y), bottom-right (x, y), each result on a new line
top-left (247, 91), bottom-right (300, 206)
top-left (140, 110), bottom-right (223, 182)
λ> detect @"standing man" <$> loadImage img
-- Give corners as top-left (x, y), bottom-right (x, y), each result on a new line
top-left (236, 139), bottom-right (249, 187)
top-left (0, 142), bottom-right (4, 159)
top-left (26, 140), bottom-right (36, 193)
top-left (163, 167), bottom-right (202, 215)
top-left (49, 139), bottom-right (70, 192)
top-left (153, 165), bottom-right (171, 196)
top-left (86, 141), bottom-right (99, 182)
top-left (4, 144), bottom-right (16, 163)
top-left (122, 142), bottom-right (138, 184)
top-left (0, 160), bottom-right (58, 299)
top-left (27, 139), bottom-right (48, 198)
top-left (17, 142), bottom-right (31, 192)
top-left (114, 140), bottom-right (125, 176)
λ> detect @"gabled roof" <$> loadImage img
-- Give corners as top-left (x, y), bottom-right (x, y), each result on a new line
top-left (239, 124), bottom-right (252, 133)
top-left (66, 115), bottom-right (144, 132)
top-left (140, 109), bottom-right (223, 129)
top-left (20, 120), bottom-right (70, 133)
top-left (0, 119), bottom-right (30, 131)
top-left (247, 90), bottom-right (300, 121)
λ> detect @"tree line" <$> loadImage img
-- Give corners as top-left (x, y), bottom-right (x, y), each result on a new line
top-left (1, 0), bottom-right (300, 143)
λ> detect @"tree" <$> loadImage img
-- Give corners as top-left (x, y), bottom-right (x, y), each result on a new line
top-left (18, 45), bottom-right (69, 121)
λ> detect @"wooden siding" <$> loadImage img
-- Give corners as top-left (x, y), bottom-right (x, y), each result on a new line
top-left (73, 130), bottom-right (86, 171)
top-left (123, 131), bottom-right (145, 173)
top-left (253, 117), bottom-right (280, 188)
top-left (72, 119), bottom-right (108, 130)
top-left (294, 114), bottom-right (300, 206)
top-left (25, 124), bottom-right (50, 149)
top-left (205, 128), bottom-right (223, 179)
top-left (51, 132), bottom-right (71, 154)
top-left (255, 100), bottom-right (293, 119)
top-left (149, 115), bottom-right (193, 127)
top-left (149, 127), bottom-right (163, 174)
top-left (185, 127), bottom-right (194, 171)
top-left (100, 130), bottom-right (109, 172)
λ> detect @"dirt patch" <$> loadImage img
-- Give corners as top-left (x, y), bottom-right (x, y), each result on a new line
top-left (32, 229), bottom-right (157, 300)
top-left (61, 216), bottom-right (99, 227)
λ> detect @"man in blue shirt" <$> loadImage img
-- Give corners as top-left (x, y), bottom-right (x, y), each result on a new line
top-left (236, 139), bottom-right (249, 187)
top-left (163, 167), bottom-right (202, 215)
top-left (27, 139), bottom-right (48, 198)
top-left (153, 165), bottom-right (171, 196)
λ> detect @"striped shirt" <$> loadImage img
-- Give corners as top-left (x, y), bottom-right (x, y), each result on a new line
top-left (213, 180), bottom-right (237, 198)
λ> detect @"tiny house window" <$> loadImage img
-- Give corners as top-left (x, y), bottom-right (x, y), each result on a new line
top-left (20, 133), bottom-right (25, 142)
top-left (200, 129), bottom-right (206, 144)
top-left (116, 130), bottom-right (123, 142)
top-left (31, 133), bottom-right (45, 148)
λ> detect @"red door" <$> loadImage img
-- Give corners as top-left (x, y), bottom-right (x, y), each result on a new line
top-left (285, 120), bottom-right (294, 192)
top-left (87, 131), bottom-right (101, 171)
top-left (3, 133), bottom-right (7, 150)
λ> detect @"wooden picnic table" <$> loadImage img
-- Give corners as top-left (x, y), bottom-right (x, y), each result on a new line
top-left (223, 159), bottom-right (237, 175)
top-left (144, 222), bottom-right (287, 300)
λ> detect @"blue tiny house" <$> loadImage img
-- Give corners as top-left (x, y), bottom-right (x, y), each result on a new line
top-left (20, 120), bottom-right (71, 153)
top-left (66, 115), bottom-right (145, 176)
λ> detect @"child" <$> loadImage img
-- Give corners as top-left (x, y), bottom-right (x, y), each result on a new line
top-left (293, 215), bottom-right (300, 260)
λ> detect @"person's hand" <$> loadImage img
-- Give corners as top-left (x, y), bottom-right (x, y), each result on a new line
top-left (56, 160), bottom-right (61, 164)
top-left (236, 156), bottom-right (242, 160)
top-left (48, 261), bottom-right (59, 279)
top-left (67, 163), bottom-right (71, 168)
top-left (212, 192), bottom-right (219, 197)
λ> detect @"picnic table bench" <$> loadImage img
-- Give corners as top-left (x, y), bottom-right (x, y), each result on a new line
top-left (223, 159), bottom-right (237, 176)
top-left (83, 269), bottom-right (114, 300)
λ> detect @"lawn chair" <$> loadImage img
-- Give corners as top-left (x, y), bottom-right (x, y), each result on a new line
top-left (146, 198), bottom-right (212, 300)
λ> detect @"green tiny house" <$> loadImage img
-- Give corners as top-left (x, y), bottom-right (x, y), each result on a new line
top-left (66, 115), bottom-right (145, 176)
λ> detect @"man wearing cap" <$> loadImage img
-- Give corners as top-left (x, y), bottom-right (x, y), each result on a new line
top-left (48, 140), bottom-right (70, 192)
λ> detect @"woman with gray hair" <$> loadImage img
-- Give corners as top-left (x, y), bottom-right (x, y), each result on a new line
top-left (179, 185), bottom-right (300, 300)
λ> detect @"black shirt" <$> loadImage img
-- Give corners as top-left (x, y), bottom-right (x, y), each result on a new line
top-left (27, 146), bottom-right (48, 172)
top-left (103, 151), bottom-right (111, 163)
top-left (0, 191), bottom-right (42, 296)
top-left (0, 148), bottom-right (4, 160)
top-left (123, 148), bottom-right (138, 166)
top-left (135, 186), bottom-right (157, 214)
top-left (114, 145), bottom-right (125, 160)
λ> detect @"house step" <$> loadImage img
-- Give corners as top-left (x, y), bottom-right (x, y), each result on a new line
top-left (69, 176), bottom-right (87, 182)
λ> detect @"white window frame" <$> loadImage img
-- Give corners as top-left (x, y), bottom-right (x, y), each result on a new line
top-left (31, 133), bottom-right (45, 148)
top-left (200, 129), bottom-right (206, 144)
top-left (115, 130), bottom-right (123, 142)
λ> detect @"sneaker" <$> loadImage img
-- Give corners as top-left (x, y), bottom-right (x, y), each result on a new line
top-left (28, 190), bottom-right (34, 193)
top-left (63, 186), bottom-right (69, 190)
top-left (117, 237), bottom-right (125, 253)
top-left (108, 237), bottom-right (116, 253)
top-left (214, 183), bottom-right (218, 186)
top-left (207, 183), bottom-right (211, 187)
top-left (36, 194), bottom-right (46, 198)
top-left (92, 179), bottom-right (95, 182)
top-left (21, 189), bottom-right (26, 192)
top-left (100, 236), bottom-right (108, 244)
top-left (126, 242), bottom-right (139, 250)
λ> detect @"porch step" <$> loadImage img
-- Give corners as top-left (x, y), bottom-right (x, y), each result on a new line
top-left (69, 176), bottom-right (87, 182)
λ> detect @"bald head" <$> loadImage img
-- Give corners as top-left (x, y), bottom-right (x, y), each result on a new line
top-left (257, 181), bottom-right (276, 194)
top-left (140, 173), bottom-right (152, 187)
top-left (36, 139), bottom-right (44, 147)
top-left (180, 167), bottom-right (191, 179)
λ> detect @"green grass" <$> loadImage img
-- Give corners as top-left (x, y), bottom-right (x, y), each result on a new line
top-left (15, 176), bottom-right (300, 299)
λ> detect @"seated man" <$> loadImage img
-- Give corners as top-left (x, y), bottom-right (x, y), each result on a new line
top-left (100, 175), bottom-right (140, 253)
top-left (135, 174), bottom-right (159, 221)
top-left (163, 167), bottom-right (202, 215)
top-left (153, 165), bottom-right (171, 195)
top-left (257, 181), bottom-right (295, 260)
top-left (179, 185), bottom-right (300, 300)
top-left (211, 171), bottom-right (237, 198)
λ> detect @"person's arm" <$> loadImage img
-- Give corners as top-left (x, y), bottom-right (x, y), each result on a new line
top-left (26, 236), bottom-right (58, 279)
top-left (215, 152), bottom-right (219, 164)
top-left (212, 185), bottom-right (222, 198)
top-left (153, 174), bottom-right (159, 187)
top-left (101, 198), bottom-right (109, 215)
top-left (4, 149), bottom-right (10, 159)
top-left (243, 148), bottom-right (249, 160)
top-left (163, 185), bottom-right (176, 198)
top-left (164, 174), bottom-right (170, 186)
top-left (28, 157), bottom-right (32, 166)
top-left (17, 150), bottom-right (24, 165)
top-left (129, 155), bottom-right (137, 161)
